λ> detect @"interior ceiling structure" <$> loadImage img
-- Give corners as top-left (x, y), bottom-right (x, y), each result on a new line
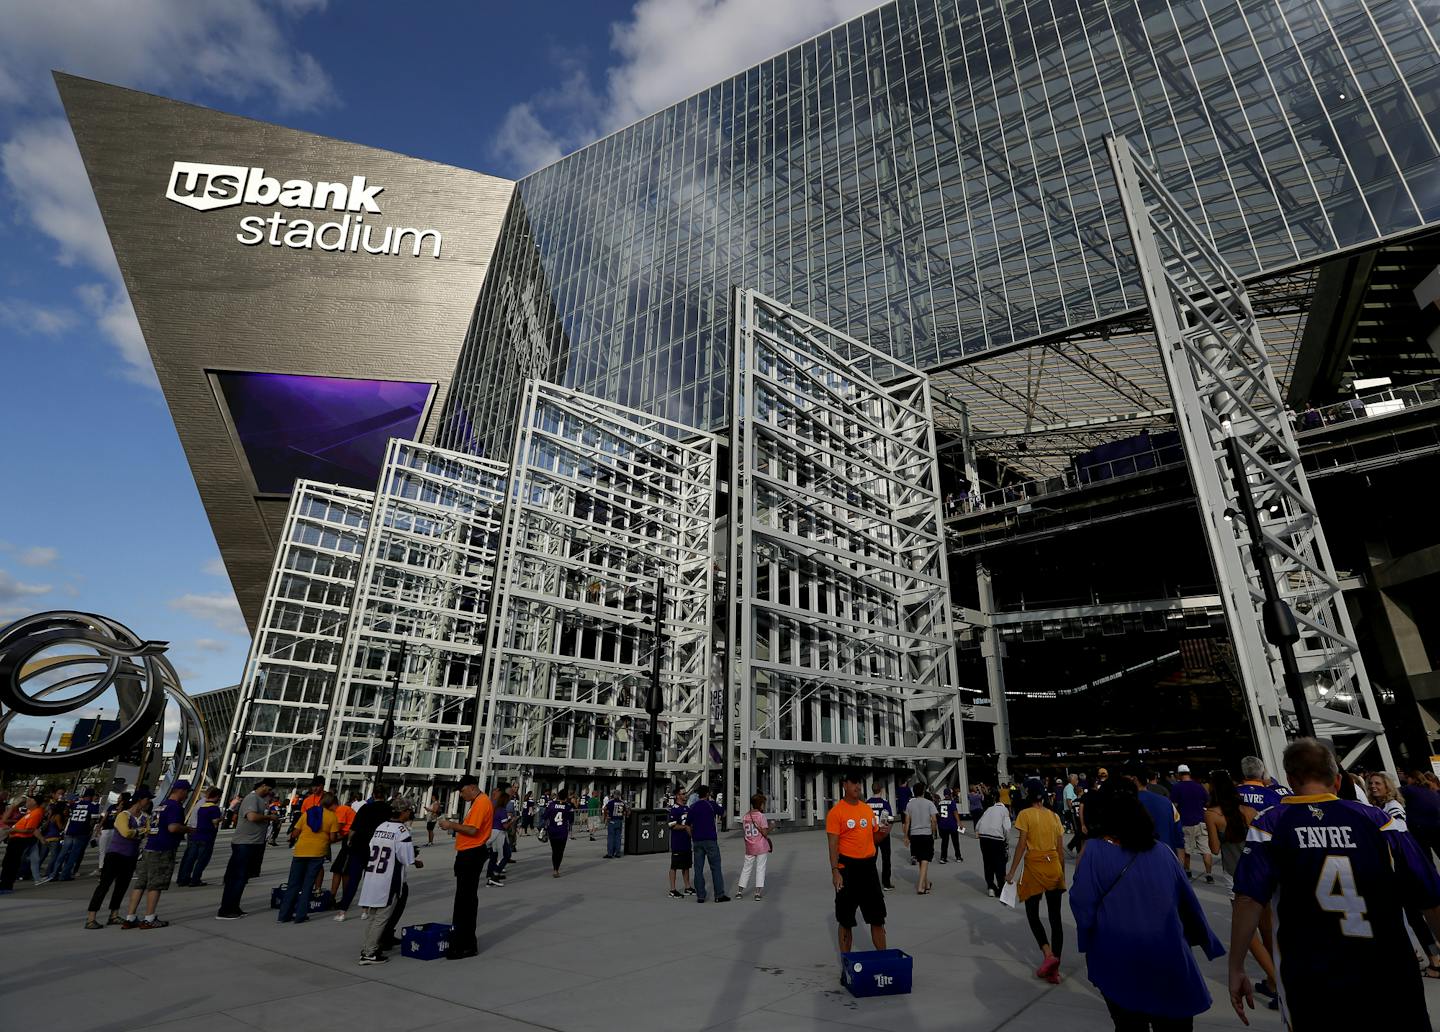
top-left (931, 267), bottom-right (1318, 479)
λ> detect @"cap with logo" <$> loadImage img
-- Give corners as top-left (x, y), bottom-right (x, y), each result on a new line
top-left (1176, 764), bottom-right (1191, 774)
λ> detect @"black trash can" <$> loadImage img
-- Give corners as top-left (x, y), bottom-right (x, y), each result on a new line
top-left (625, 810), bottom-right (668, 855)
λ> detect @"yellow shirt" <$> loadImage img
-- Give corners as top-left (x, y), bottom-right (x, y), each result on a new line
top-left (292, 808), bottom-right (338, 858)
top-left (1014, 805), bottom-right (1065, 899)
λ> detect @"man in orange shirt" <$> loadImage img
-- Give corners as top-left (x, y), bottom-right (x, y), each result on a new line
top-left (438, 774), bottom-right (493, 960)
top-left (328, 792), bottom-right (361, 900)
top-left (0, 796), bottom-right (42, 892)
top-left (827, 772), bottom-right (888, 954)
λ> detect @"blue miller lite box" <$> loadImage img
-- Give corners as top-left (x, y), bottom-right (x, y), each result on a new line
top-left (269, 885), bottom-right (335, 913)
top-left (841, 949), bottom-right (913, 998)
top-left (400, 922), bottom-right (452, 961)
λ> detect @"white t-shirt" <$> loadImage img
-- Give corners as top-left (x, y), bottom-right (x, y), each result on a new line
top-left (358, 820), bottom-right (416, 908)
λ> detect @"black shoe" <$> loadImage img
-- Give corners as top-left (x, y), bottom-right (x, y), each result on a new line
top-left (716, 895), bottom-right (731, 902)
top-left (445, 947), bottom-right (478, 961)
top-left (668, 890), bottom-right (682, 898)
top-left (1204, 874), bottom-right (1214, 884)
top-left (486, 878), bottom-right (505, 887)
top-left (883, 883), bottom-right (895, 891)
top-left (359, 951), bottom-right (389, 965)
top-left (939, 859), bottom-right (948, 865)
top-left (685, 887), bottom-right (696, 895)
top-left (215, 912), bottom-right (244, 921)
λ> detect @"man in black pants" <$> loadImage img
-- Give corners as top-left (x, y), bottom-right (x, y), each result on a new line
top-left (865, 785), bottom-right (895, 890)
top-left (438, 774), bottom-right (493, 960)
top-left (332, 786), bottom-right (391, 921)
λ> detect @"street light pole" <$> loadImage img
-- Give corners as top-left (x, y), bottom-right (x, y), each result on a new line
top-left (1222, 430), bottom-right (1315, 740)
top-left (373, 638), bottom-right (409, 791)
top-left (644, 577), bottom-right (666, 812)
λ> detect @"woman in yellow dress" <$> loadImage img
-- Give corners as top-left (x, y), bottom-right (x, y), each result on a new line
top-left (1006, 788), bottom-right (1067, 983)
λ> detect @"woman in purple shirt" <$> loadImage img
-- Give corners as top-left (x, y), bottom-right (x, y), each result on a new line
top-left (84, 791), bottom-right (147, 929)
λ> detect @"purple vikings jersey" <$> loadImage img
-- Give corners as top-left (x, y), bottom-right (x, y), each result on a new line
top-left (1235, 794), bottom-right (1440, 1030)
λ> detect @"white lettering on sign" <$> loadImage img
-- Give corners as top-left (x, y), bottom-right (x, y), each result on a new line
top-left (165, 161), bottom-right (442, 259)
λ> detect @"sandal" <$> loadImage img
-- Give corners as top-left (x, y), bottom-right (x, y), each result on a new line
top-left (1423, 967), bottom-right (1440, 980)
top-left (84, 920), bottom-right (103, 930)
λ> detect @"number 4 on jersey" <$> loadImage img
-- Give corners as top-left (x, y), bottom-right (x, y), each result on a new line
top-left (1314, 855), bottom-right (1373, 938)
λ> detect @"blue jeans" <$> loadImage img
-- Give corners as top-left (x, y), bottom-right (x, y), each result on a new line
top-left (488, 836), bottom-right (513, 878)
top-left (692, 839), bottom-right (725, 900)
top-left (178, 838), bottom-right (215, 885)
top-left (606, 819), bottom-right (624, 857)
top-left (33, 840), bottom-right (56, 880)
top-left (277, 857), bottom-right (324, 922)
top-left (56, 836), bottom-right (88, 880)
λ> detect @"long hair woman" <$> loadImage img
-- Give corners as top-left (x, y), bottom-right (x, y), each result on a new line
top-left (1005, 789), bottom-right (1067, 983)
top-left (1369, 771), bottom-right (1440, 980)
top-left (1070, 783), bottom-right (1223, 1031)
top-left (1206, 769), bottom-right (1279, 1010)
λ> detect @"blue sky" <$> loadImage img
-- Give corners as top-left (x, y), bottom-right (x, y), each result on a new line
top-left (0, 0), bottom-right (876, 696)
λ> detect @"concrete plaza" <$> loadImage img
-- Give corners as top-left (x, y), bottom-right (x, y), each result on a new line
top-left (0, 823), bottom-right (1407, 1031)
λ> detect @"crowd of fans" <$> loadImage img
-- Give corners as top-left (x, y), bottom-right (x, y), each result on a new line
top-left (3, 740), bottom-right (1439, 1029)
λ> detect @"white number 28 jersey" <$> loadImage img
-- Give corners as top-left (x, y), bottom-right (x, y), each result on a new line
top-left (358, 821), bottom-right (417, 908)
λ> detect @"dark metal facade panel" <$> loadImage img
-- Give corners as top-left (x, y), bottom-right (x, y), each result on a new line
top-left (58, 74), bottom-right (514, 630)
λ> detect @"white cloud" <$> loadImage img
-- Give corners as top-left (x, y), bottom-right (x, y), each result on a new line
top-left (492, 0), bottom-right (879, 174)
top-left (15, 546), bottom-right (59, 567)
top-left (0, 298), bottom-right (78, 336)
top-left (0, 1), bottom-right (334, 386)
top-left (191, 637), bottom-right (229, 654)
top-left (202, 556), bottom-right (228, 577)
top-left (0, 2), bottom-right (335, 114)
top-left (168, 591), bottom-right (247, 636)
top-left (0, 569), bottom-right (53, 601)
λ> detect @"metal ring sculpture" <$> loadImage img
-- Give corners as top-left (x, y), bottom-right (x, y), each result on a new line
top-left (0, 611), bottom-right (207, 785)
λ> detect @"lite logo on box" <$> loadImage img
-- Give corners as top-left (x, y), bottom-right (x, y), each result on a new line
top-left (164, 160), bottom-right (442, 258)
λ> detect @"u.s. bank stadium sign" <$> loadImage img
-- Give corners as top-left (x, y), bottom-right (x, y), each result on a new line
top-left (165, 161), bottom-right (444, 259)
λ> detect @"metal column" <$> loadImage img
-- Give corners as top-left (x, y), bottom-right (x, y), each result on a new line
top-left (1107, 136), bottom-right (1392, 774)
top-left (975, 564), bottom-right (1011, 784)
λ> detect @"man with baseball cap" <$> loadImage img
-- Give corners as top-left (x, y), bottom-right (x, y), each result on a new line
top-left (1169, 764), bottom-right (1213, 882)
top-left (827, 771), bottom-right (888, 957)
top-left (217, 778), bottom-right (278, 920)
top-left (438, 774), bottom-right (493, 960)
top-left (123, 780), bottom-right (191, 928)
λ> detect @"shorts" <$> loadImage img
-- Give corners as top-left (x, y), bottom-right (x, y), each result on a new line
top-left (671, 849), bottom-right (693, 870)
top-left (910, 835), bottom-right (935, 862)
top-left (835, 853), bottom-right (885, 929)
top-left (426, 821), bottom-right (437, 831)
top-left (1183, 824), bottom-right (1211, 857)
top-left (134, 848), bottom-right (177, 891)
top-left (330, 842), bottom-right (350, 874)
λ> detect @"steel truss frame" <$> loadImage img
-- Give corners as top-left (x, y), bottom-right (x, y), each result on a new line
top-left (318, 440), bottom-right (509, 793)
top-left (729, 289), bottom-right (965, 823)
top-left (218, 481), bottom-right (373, 800)
top-left (475, 381), bottom-right (719, 790)
top-left (1109, 136), bottom-right (1392, 775)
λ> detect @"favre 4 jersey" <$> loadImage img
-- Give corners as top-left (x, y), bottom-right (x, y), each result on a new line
top-left (1235, 793), bottom-right (1440, 1031)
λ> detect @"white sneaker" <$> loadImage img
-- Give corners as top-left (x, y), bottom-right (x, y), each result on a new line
top-left (359, 910), bottom-right (370, 920)
top-left (333, 912), bottom-right (347, 923)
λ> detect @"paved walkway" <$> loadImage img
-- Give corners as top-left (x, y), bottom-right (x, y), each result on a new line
top-left (0, 825), bottom-right (1420, 1031)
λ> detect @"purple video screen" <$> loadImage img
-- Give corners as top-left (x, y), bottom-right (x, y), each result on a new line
top-left (214, 371), bottom-right (433, 494)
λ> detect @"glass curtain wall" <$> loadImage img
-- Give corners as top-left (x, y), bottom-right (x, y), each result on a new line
top-left (476, 381), bottom-right (719, 792)
top-left (318, 440), bottom-right (509, 797)
top-left (443, 0), bottom-right (1440, 454)
top-left (729, 289), bottom-right (964, 823)
top-left (218, 482), bottom-right (373, 798)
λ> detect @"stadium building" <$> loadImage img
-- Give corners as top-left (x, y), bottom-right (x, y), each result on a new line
top-left (61, 0), bottom-right (1440, 817)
